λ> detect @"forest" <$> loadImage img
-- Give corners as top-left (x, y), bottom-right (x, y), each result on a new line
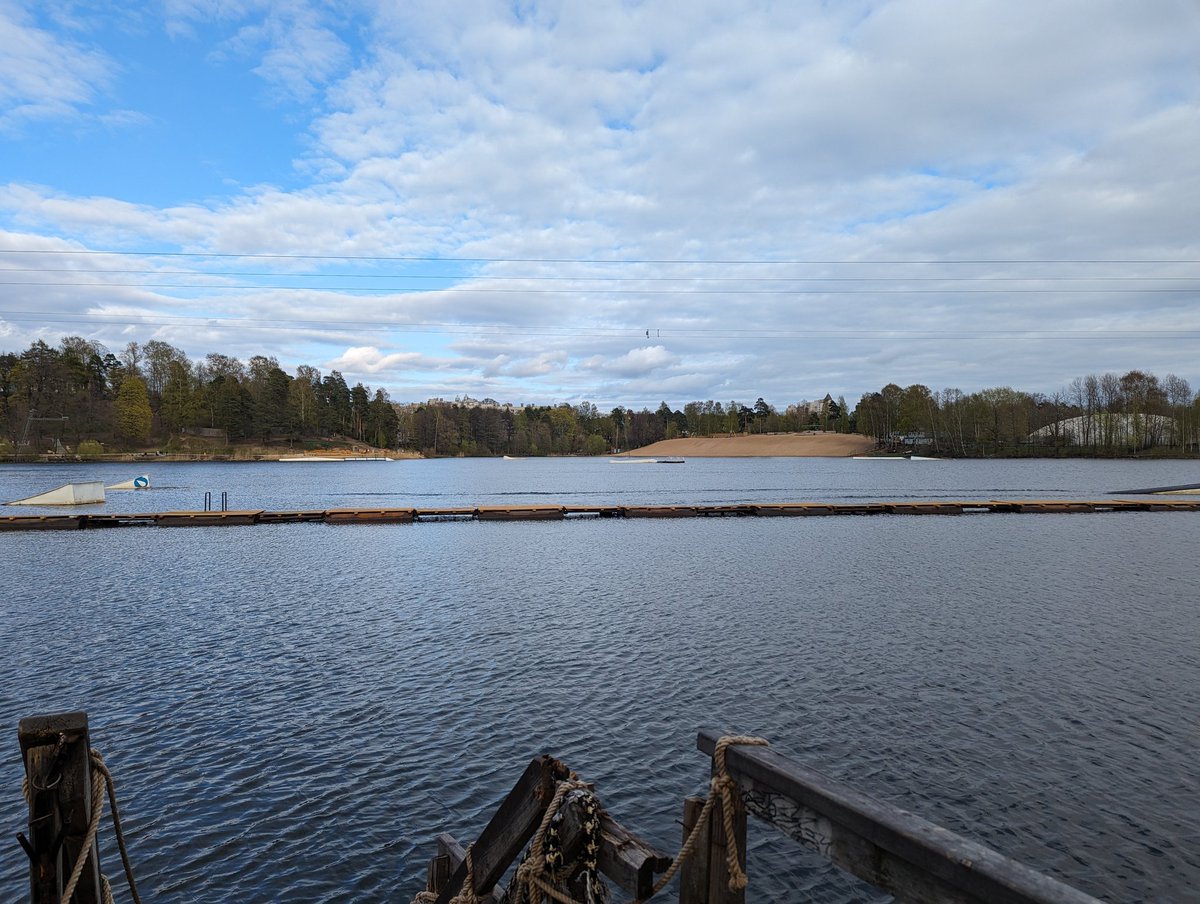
top-left (0, 336), bottom-right (1196, 457)
top-left (854, 372), bottom-right (1198, 456)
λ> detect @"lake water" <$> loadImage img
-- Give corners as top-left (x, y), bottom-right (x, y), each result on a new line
top-left (1, 457), bottom-right (1197, 903)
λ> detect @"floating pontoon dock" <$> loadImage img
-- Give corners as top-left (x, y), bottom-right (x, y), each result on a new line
top-left (1, 498), bottom-right (1198, 531)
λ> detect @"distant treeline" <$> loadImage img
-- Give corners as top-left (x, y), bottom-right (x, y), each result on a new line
top-left (0, 337), bottom-right (849, 455)
top-left (399, 396), bottom-right (851, 456)
top-left (1, 337), bottom-right (1196, 457)
top-left (855, 371), bottom-right (1199, 455)
top-left (0, 338), bottom-right (399, 453)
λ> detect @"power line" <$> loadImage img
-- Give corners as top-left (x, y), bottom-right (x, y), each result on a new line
top-left (2, 309), bottom-right (1196, 340)
top-left (2, 267), bottom-right (1198, 284)
top-left (2, 280), bottom-right (1198, 295)
top-left (2, 248), bottom-right (1198, 266)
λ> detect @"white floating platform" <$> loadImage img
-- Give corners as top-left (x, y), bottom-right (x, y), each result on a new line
top-left (106, 475), bottom-right (150, 490)
top-left (279, 455), bottom-right (394, 462)
top-left (6, 481), bottom-right (106, 506)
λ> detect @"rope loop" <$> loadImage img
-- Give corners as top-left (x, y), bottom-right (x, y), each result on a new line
top-left (632, 734), bottom-right (769, 903)
top-left (448, 844), bottom-right (483, 904)
top-left (49, 748), bottom-right (143, 904)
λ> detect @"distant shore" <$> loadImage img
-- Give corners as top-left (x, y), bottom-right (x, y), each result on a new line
top-left (625, 432), bottom-right (876, 457)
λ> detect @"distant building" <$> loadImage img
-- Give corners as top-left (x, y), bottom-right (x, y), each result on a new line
top-left (786, 394), bottom-right (834, 420)
top-left (1029, 414), bottom-right (1178, 447)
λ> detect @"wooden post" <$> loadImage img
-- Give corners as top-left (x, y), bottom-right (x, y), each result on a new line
top-left (427, 834), bottom-right (503, 903)
top-left (707, 782), bottom-right (747, 904)
top-left (679, 796), bottom-right (711, 904)
top-left (18, 712), bottom-right (103, 904)
top-left (434, 754), bottom-right (569, 904)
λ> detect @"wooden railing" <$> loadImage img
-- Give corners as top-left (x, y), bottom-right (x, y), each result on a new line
top-left (418, 731), bottom-right (1103, 904)
top-left (695, 728), bottom-right (1101, 904)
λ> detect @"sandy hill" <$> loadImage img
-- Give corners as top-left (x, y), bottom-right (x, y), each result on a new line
top-left (626, 433), bottom-right (875, 457)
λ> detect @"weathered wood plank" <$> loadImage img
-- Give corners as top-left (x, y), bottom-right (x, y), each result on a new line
top-left (434, 834), bottom-right (503, 904)
top-left (434, 754), bottom-right (569, 904)
top-left (324, 508), bottom-right (415, 523)
top-left (475, 506), bottom-right (565, 521)
top-left (622, 506), bottom-right (699, 518)
top-left (679, 796), bottom-right (711, 904)
top-left (697, 729), bottom-right (1101, 904)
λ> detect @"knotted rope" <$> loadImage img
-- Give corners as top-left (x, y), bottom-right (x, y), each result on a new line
top-left (513, 776), bottom-right (592, 904)
top-left (633, 735), bottom-right (769, 902)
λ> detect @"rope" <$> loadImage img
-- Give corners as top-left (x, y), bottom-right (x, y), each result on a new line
top-left (449, 844), bottom-right (483, 904)
top-left (22, 747), bottom-right (142, 904)
top-left (59, 753), bottom-right (107, 904)
top-left (513, 777), bottom-right (591, 904)
top-left (92, 749), bottom-right (144, 904)
top-left (633, 735), bottom-right (769, 903)
top-left (711, 735), bottom-right (768, 891)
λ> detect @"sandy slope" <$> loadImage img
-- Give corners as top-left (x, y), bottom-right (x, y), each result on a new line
top-left (626, 432), bottom-right (876, 457)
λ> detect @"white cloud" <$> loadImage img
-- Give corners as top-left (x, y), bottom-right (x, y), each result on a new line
top-left (326, 345), bottom-right (423, 374)
top-left (581, 345), bottom-right (678, 377)
top-left (0, 2), bottom-right (115, 131)
top-left (2, 0), bottom-right (1200, 407)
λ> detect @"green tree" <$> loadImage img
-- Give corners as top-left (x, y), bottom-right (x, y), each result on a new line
top-left (160, 360), bottom-right (198, 432)
top-left (114, 375), bottom-right (153, 446)
top-left (366, 389), bottom-right (399, 447)
top-left (351, 382), bottom-right (371, 440)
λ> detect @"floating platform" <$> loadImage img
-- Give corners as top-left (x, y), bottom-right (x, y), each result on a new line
top-left (1, 499), bottom-right (1199, 531)
top-left (1112, 482), bottom-right (1200, 495)
top-left (105, 475), bottom-right (150, 490)
top-left (4, 481), bottom-right (106, 506)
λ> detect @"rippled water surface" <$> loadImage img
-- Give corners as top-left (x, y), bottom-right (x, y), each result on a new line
top-left (1, 458), bottom-right (1198, 902)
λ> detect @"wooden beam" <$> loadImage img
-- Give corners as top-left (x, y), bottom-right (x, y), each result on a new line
top-left (433, 835), bottom-right (503, 904)
top-left (697, 729), bottom-right (1101, 904)
top-left (555, 797), bottom-right (672, 898)
top-left (679, 796), bottom-right (711, 904)
top-left (434, 754), bottom-right (569, 904)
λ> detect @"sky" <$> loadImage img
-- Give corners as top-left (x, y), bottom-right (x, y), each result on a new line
top-left (1, 0), bottom-right (1199, 410)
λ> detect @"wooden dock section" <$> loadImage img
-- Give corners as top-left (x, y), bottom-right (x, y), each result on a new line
top-left (1, 499), bottom-right (1199, 532)
top-left (411, 728), bottom-right (1102, 904)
